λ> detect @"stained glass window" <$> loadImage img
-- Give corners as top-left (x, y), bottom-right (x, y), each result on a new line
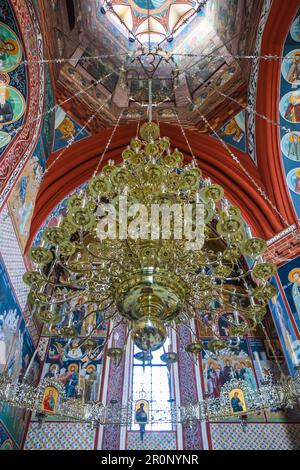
top-left (131, 344), bottom-right (173, 431)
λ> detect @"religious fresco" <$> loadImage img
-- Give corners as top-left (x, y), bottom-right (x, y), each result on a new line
top-left (41, 298), bottom-right (108, 338)
top-left (207, 0), bottom-right (254, 56)
top-left (250, 338), bottom-right (300, 422)
top-left (0, 320), bottom-right (40, 447)
top-left (277, 256), bottom-right (300, 336)
top-left (201, 339), bottom-right (257, 400)
top-left (40, 65), bottom-right (55, 162)
top-left (0, 423), bottom-right (17, 450)
top-left (216, 110), bottom-right (246, 152)
top-left (0, 256), bottom-right (40, 447)
top-left (129, 0), bottom-right (171, 14)
top-left (8, 154), bottom-right (43, 251)
top-left (7, 64), bottom-right (54, 251)
top-left (81, 49), bottom-right (119, 93)
top-left (279, 9), bottom-right (300, 219)
top-left (290, 15), bottom-right (300, 43)
top-left (0, 22), bottom-right (22, 73)
top-left (281, 131), bottom-right (300, 162)
top-left (38, 337), bottom-right (105, 417)
top-left (201, 338), bottom-right (264, 422)
top-left (268, 276), bottom-right (300, 375)
top-left (53, 106), bottom-right (90, 152)
top-left (0, 256), bottom-right (22, 376)
top-left (0, 4), bottom-right (27, 158)
top-left (281, 50), bottom-right (300, 86)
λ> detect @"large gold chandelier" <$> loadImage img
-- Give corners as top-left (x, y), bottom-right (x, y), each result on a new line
top-left (22, 121), bottom-right (278, 364)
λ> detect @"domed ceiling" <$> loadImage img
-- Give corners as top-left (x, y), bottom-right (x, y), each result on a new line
top-left (42, 0), bottom-right (264, 133)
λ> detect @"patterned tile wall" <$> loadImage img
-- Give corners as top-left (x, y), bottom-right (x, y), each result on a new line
top-left (127, 432), bottom-right (177, 450)
top-left (210, 423), bottom-right (300, 450)
top-left (24, 422), bottom-right (96, 450)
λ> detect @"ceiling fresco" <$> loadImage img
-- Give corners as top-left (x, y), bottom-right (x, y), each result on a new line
top-left (41, 0), bottom-right (263, 134)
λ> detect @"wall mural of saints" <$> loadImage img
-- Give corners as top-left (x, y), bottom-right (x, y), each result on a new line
top-left (286, 168), bottom-right (300, 195)
top-left (277, 256), bottom-right (300, 335)
top-left (53, 106), bottom-right (90, 152)
top-left (0, 256), bottom-right (41, 446)
top-left (229, 388), bottom-right (247, 414)
top-left (39, 337), bottom-right (105, 418)
top-left (41, 296), bottom-right (107, 338)
top-left (290, 15), bottom-right (300, 43)
top-left (8, 154), bottom-right (43, 251)
top-left (282, 50), bottom-right (300, 86)
top-left (0, 22), bottom-right (22, 73)
top-left (278, 10), bottom-right (300, 219)
top-left (0, 83), bottom-right (25, 126)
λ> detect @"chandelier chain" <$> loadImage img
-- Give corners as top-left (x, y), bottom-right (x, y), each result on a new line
top-left (174, 110), bottom-right (198, 166)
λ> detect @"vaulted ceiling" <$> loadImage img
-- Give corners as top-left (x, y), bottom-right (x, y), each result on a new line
top-left (40, 0), bottom-right (264, 132)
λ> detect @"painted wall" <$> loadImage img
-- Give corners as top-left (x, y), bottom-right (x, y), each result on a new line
top-left (7, 62), bottom-right (54, 252)
top-left (279, 8), bottom-right (300, 219)
top-left (0, 0), bottom-right (47, 450)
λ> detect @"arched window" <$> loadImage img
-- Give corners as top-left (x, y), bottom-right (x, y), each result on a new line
top-left (131, 344), bottom-right (173, 431)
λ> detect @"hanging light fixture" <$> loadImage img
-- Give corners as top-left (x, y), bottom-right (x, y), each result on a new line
top-left (22, 116), bottom-right (278, 365)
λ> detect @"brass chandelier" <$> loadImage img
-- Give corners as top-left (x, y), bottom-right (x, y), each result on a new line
top-left (23, 120), bottom-right (278, 364)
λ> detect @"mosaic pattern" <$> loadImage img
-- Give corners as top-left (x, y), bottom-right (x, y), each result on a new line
top-left (210, 423), bottom-right (300, 450)
top-left (24, 422), bottom-right (96, 450)
top-left (127, 431), bottom-right (177, 450)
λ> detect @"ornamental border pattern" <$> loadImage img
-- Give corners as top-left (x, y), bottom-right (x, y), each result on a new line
top-left (247, 0), bottom-right (273, 162)
top-left (0, 0), bottom-right (44, 209)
